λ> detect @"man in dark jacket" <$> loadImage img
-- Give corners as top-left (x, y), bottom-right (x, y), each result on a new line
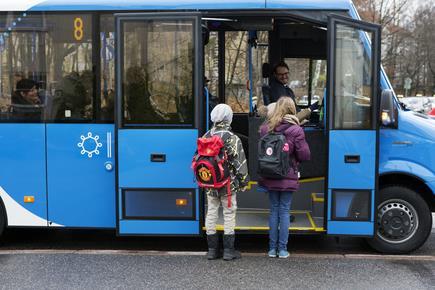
top-left (267, 61), bottom-right (321, 122)
top-left (267, 61), bottom-right (296, 105)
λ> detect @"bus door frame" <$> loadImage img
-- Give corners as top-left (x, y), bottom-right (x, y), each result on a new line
top-left (326, 14), bottom-right (381, 236)
top-left (114, 12), bottom-right (204, 236)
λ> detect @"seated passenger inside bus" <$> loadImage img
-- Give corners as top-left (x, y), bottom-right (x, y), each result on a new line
top-left (11, 78), bottom-right (43, 121)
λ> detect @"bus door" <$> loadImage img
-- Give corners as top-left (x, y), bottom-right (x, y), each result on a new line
top-left (115, 13), bottom-right (203, 235)
top-left (326, 15), bottom-right (381, 236)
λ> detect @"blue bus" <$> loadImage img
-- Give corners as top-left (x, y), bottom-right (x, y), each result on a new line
top-left (0, 0), bottom-right (433, 254)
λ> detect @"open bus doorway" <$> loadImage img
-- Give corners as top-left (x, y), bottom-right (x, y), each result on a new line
top-left (202, 13), bottom-right (330, 233)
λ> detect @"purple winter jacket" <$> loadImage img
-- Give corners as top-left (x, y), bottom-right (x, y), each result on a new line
top-left (258, 121), bottom-right (310, 192)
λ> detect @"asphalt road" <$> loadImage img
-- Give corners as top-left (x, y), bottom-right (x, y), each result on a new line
top-left (0, 253), bottom-right (433, 289)
top-left (0, 216), bottom-right (433, 289)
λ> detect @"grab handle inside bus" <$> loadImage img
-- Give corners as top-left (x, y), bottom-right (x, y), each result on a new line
top-left (151, 153), bottom-right (166, 162)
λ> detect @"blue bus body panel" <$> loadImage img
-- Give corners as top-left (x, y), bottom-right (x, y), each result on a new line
top-left (379, 110), bottom-right (435, 192)
top-left (327, 131), bottom-right (376, 236)
top-left (327, 221), bottom-right (374, 235)
top-left (328, 130), bottom-right (376, 189)
top-left (0, 124), bottom-right (47, 226)
top-left (118, 129), bottom-right (197, 189)
top-left (29, 0), bottom-right (266, 11)
top-left (25, 0), bottom-right (351, 11)
top-left (117, 129), bottom-right (199, 235)
top-left (46, 124), bottom-right (115, 228)
top-left (119, 220), bottom-right (200, 235)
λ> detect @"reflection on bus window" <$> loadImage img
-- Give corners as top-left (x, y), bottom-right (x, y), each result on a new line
top-left (285, 58), bottom-right (310, 106)
top-left (225, 31), bottom-right (268, 113)
top-left (100, 14), bottom-right (115, 122)
top-left (334, 24), bottom-right (373, 129)
top-left (225, 31), bottom-right (249, 113)
top-left (122, 20), bottom-right (194, 126)
top-left (0, 13), bottom-right (94, 122)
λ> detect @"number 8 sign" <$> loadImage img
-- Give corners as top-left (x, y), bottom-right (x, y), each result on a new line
top-left (74, 17), bottom-right (84, 41)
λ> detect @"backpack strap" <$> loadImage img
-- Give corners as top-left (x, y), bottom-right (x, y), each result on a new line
top-left (282, 125), bottom-right (298, 172)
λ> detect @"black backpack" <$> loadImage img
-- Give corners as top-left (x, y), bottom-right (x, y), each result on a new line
top-left (257, 131), bottom-right (292, 179)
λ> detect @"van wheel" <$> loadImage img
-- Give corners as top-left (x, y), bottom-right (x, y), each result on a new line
top-left (367, 186), bottom-right (432, 254)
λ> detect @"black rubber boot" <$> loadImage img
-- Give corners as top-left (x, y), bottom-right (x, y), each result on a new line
top-left (206, 233), bottom-right (220, 260)
top-left (223, 234), bottom-right (241, 261)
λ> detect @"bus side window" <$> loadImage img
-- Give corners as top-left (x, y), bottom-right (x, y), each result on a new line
top-left (100, 14), bottom-right (115, 122)
top-left (0, 13), bottom-right (95, 123)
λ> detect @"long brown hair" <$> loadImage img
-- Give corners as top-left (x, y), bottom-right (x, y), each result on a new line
top-left (267, 97), bottom-right (296, 131)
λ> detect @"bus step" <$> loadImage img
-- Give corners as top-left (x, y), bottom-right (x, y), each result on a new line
top-left (207, 209), bottom-right (324, 232)
top-left (311, 192), bottom-right (324, 218)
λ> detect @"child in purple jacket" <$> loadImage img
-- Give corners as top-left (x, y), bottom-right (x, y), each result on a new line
top-left (259, 96), bottom-right (311, 258)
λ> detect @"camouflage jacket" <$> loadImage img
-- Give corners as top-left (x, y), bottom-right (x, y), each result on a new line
top-left (204, 122), bottom-right (249, 197)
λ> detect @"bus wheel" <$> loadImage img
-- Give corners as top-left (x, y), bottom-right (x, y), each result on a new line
top-left (367, 186), bottom-right (432, 254)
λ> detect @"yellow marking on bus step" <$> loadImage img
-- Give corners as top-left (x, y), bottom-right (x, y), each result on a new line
top-left (300, 177), bottom-right (325, 183)
top-left (245, 177), bottom-right (325, 190)
top-left (202, 211), bottom-right (325, 232)
top-left (306, 211), bottom-right (325, 232)
top-left (237, 210), bottom-right (311, 214)
top-left (311, 192), bottom-right (325, 203)
top-left (213, 225), bottom-right (320, 231)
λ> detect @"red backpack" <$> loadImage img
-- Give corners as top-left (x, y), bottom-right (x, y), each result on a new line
top-left (191, 132), bottom-right (233, 207)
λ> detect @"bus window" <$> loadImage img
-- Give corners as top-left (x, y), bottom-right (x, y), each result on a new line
top-left (100, 14), bottom-right (115, 122)
top-left (0, 13), bottom-right (94, 122)
top-left (121, 20), bottom-right (194, 126)
top-left (285, 58), bottom-right (310, 106)
top-left (252, 31), bottom-right (269, 108)
top-left (204, 31), bottom-right (219, 100)
top-left (225, 31), bottom-right (249, 113)
top-left (0, 13), bottom-right (46, 122)
top-left (225, 31), bottom-right (268, 112)
top-left (46, 14), bottom-right (94, 121)
top-left (333, 24), bottom-right (373, 129)
top-left (283, 58), bottom-right (327, 109)
top-left (311, 59), bottom-right (327, 104)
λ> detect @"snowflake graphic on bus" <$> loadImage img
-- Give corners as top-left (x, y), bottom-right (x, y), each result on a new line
top-left (77, 132), bottom-right (102, 158)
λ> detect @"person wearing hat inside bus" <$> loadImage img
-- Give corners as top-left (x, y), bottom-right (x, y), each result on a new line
top-left (11, 78), bottom-right (43, 121)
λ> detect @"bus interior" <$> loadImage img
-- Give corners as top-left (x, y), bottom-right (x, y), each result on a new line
top-left (201, 12), bottom-right (341, 232)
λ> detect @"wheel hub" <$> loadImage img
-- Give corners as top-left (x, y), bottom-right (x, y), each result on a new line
top-left (377, 200), bottom-right (418, 244)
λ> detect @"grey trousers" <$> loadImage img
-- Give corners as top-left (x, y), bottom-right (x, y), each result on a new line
top-left (205, 193), bottom-right (237, 235)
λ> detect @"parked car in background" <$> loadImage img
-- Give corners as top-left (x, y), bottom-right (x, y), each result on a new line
top-left (400, 97), bottom-right (432, 114)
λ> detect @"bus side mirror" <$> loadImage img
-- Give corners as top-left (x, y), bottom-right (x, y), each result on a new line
top-left (380, 89), bottom-right (398, 128)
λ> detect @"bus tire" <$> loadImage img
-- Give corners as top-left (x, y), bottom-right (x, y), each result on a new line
top-left (367, 186), bottom-right (432, 254)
